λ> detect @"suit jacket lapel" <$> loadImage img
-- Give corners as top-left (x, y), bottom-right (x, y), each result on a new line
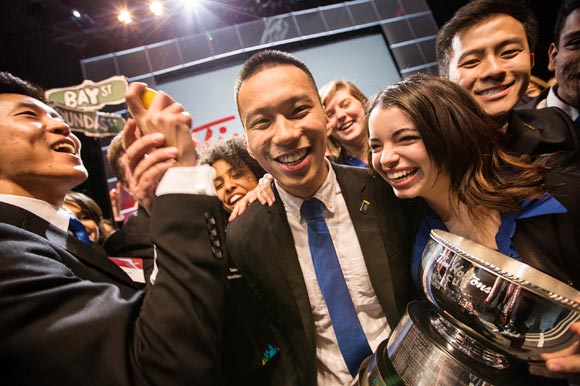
top-left (59, 230), bottom-right (138, 288)
top-left (507, 110), bottom-right (543, 155)
top-left (266, 188), bottom-right (317, 349)
top-left (0, 202), bottom-right (137, 288)
top-left (334, 165), bottom-right (401, 327)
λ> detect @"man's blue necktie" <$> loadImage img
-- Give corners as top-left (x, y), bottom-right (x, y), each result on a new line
top-left (68, 214), bottom-right (92, 245)
top-left (300, 198), bottom-right (372, 376)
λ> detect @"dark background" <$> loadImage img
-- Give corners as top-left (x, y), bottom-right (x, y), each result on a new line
top-left (0, 0), bottom-right (562, 89)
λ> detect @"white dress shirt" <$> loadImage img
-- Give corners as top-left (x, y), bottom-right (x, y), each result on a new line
top-left (0, 194), bottom-right (71, 231)
top-left (537, 85), bottom-right (579, 122)
top-left (276, 161), bottom-right (390, 386)
top-left (155, 164), bottom-right (217, 196)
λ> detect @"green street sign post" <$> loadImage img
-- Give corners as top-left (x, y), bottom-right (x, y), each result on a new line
top-left (45, 76), bottom-right (128, 111)
top-left (51, 103), bottom-right (126, 137)
top-left (45, 76), bottom-right (128, 137)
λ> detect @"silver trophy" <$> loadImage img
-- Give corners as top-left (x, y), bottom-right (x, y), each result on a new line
top-left (357, 229), bottom-right (580, 386)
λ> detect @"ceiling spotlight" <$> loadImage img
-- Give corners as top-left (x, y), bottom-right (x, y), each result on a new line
top-left (181, 0), bottom-right (204, 11)
top-left (150, 1), bottom-right (163, 16)
top-left (70, 8), bottom-right (95, 26)
top-left (118, 9), bottom-right (133, 24)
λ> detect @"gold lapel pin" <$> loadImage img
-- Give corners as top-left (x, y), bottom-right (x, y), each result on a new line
top-left (359, 200), bottom-right (370, 215)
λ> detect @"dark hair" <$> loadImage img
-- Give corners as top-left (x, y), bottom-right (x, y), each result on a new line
top-left (554, 0), bottom-right (580, 45)
top-left (436, 0), bottom-right (538, 76)
top-left (234, 49), bottom-right (319, 117)
top-left (366, 73), bottom-right (546, 215)
top-left (107, 133), bottom-right (126, 184)
top-left (0, 72), bottom-right (46, 102)
top-left (65, 191), bottom-right (103, 224)
top-left (202, 136), bottom-right (265, 180)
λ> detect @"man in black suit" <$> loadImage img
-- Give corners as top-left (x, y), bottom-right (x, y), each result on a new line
top-left (108, 110), bottom-right (285, 386)
top-left (436, 0), bottom-right (579, 158)
top-left (227, 50), bottom-right (417, 386)
top-left (0, 72), bottom-right (227, 385)
top-left (525, 0), bottom-right (580, 126)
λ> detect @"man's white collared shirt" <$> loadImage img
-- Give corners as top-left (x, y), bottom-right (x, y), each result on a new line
top-left (538, 85), bottom-right (579, 122)
top-left (276, 163), bottom-right (390, 386)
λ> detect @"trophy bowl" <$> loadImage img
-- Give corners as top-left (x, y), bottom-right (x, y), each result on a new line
top-left (355, 302), bottom-right (540, 386)
top-left (420, 229), bottom-right (580, 363)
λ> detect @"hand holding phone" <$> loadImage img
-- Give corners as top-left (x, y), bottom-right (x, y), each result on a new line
top-left (125, 82), bottom-right (197, 167)
top-left (128, 87), bottom-right (157, 117)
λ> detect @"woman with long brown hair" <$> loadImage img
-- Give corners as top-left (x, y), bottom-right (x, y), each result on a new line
top-left (367, 73), bottom-right (580, 291)
top-left (366, 73), bottom-right (580, 377)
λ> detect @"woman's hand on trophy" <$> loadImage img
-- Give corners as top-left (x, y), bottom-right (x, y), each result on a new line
top-left (543, 321), bottom-right (580, 371)
top-left (529, 321), bottom-right (580, 380)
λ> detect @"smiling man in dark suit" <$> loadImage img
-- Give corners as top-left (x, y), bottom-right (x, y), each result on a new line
top-left (525, 0), bottom-right (580, 126)
top-left (437, 0), bottom-right (579, 160)
top-left (227, 50), bottom-right (417, 386)
top-left (0, 72), bottom-right (227, 386)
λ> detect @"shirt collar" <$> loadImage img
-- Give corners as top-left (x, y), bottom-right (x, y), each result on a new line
top-left (0, 194), bottom-right (70, 232)
top-left (276, 159), bottom-right (339, 219)
top-left (496, 196), bottom-right (567, 260)
top-left (516, 195), bottom-right (567, 219)
top-left (417, 195), bottom-right (567, 260)
top-left (547, 85), bottom-right (579, 122)
top-left (344, 155), bottom-right (367, 168)
top-left (417, 195), bottom-right (567, 221)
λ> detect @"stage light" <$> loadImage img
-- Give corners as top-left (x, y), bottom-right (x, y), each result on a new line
top-left (150, 1), bottom-right (164, 16)
top-left (180, 0), bottom-right (205, 11)
top-left (70, 8), bottom-right (95, 26)
top-left (118, 9), bottom-right (133, 24)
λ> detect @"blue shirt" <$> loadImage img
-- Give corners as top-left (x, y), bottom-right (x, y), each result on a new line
top-left (344, 155), bottom-right (366, 168)
top-left (411, 196), bottom-right (567, 286)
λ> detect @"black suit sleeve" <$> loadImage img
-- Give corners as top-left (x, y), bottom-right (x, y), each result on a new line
top-left (0, 194), bottom-right (227, 386)
top-left (103, 206), bottom-right (155, 281)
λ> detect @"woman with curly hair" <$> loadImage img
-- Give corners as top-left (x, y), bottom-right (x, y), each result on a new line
top-left (202, 136), bottom-right (266, 213)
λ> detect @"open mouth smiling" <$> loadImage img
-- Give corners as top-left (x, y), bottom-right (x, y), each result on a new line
top-left (387, 168), bottom-right (418, 182)
top-left (51, 141), bottom-right (77, 155)
top-left (474, 81), bottom-right (515, 97)
top-left (228, 193), bottom-right (243, 206)
top-left (275, 148), bottom-right (310, 166)
top-left (337, 121), bottom-right (354, 131)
